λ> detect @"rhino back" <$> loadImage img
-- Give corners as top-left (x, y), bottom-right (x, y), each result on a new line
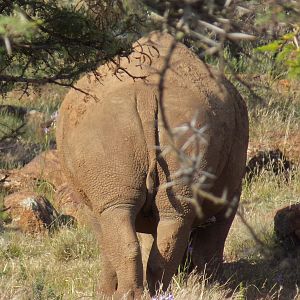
top-left (56, 31), bottom-right (248, 215)
top-left (57, 81), bottom-right (160, 213)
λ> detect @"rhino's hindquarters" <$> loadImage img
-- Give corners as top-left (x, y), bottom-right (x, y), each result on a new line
top-left (58, 92), bottom-right (158, 298)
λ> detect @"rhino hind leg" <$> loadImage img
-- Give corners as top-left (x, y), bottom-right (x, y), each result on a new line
top-left (97, 232), bottom-right (118, 295)
top-left (80, 211), bottom-right (118, 295)
top-left (146, 217), bottom-right (192, 296)
top-left (188, 187), bottom-right (241, 278)
top-left (98, 207), bottom-right (144, 299)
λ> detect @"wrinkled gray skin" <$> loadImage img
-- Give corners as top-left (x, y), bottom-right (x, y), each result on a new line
top-left (56, 32), bottom-right (249, 299)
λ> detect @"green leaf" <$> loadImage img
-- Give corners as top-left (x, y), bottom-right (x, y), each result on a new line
top-left (256, 41), bottom-right (282, 53)
top-left (282, 32), bottom-right (296, 40)
top-left (286, 51), bottom-right (300, 78)
top-left (0, 14), bottom-right (36, 39)
top-left (288, 65), bottom-right (300, 78)
top-left (275, 44), bottom-right (295, 63)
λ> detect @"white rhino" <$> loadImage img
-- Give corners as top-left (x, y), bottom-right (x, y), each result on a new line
top-left (56, 32), bottom-right (249, 299)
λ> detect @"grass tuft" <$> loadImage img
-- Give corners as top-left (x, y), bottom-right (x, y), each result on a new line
top-left (50, 227), bottom-right (99, 262)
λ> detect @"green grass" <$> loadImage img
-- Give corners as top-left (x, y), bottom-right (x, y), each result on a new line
top-left (0, 84), bottom-right (66, 170)
top-left (0, 111), bottom-right (24, 141)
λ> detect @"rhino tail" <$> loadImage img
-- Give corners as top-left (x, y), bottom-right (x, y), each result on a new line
top-left (137, 90), bottom-right (159, 216)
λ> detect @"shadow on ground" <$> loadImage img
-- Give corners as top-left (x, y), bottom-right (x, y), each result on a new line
top-left (223, 253), bottom-right (300, 299)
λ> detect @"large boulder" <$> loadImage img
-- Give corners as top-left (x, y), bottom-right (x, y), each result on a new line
top-left (1, 149), bottom-right (89, 228)
top-left (3, 191), bottom-right (59, 234)
top-left (0, 150), bottom-right (66, 192)
top-left (274, 204), bottom-right (300, 249)
top-left (19, 149), bottom-right (66, 187)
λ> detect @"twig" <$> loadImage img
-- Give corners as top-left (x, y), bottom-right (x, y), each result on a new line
top-left (0, 122), bottom-right (26, 142)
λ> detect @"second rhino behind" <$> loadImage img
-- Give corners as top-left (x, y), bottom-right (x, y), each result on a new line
top-left (56, 32), bottom-right (249, 299)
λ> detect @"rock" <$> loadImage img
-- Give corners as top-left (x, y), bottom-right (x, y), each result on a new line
top-left (3, 191), bottom-right (59, 234)
top-left (0, 168), bottom-right (24, 191)
top-left (26, 109), bottom-right (44, 124)
top-left (245, 149), bottom-right (294, 182)
top-left (0, 150), bottom-right (67, 192)
top-left (20, 149), bottom-right (67, 187)
top-left (2, 150), bottom-right (89, 227)
top-left (54, 183), bottom-right (90, 226)
top-left (274, 204), bottom-right (300, 249)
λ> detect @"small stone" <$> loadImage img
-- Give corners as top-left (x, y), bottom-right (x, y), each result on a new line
top-left (54, 183), bottom-right (90, 226)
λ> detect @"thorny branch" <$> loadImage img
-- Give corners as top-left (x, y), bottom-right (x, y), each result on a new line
top-left (152, 1), bottom-right (281, 255)
top-left (0, 122), bottom-right (26, 142)
top-left (0, 0), bottom-right (146, 96)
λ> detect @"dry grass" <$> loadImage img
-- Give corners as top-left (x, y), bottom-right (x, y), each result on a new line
top-left (0, 227), bottom-right (100, 299)
top-left (223, 167), bottom-right (300, 299)
top-left (0, 71), bottom-right (299, 299)
top-left (241, 76), bottom-right (300, 161)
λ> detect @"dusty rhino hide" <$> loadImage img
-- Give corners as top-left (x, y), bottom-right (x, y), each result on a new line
top-left (56, 31), bottom-right (249, 298)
